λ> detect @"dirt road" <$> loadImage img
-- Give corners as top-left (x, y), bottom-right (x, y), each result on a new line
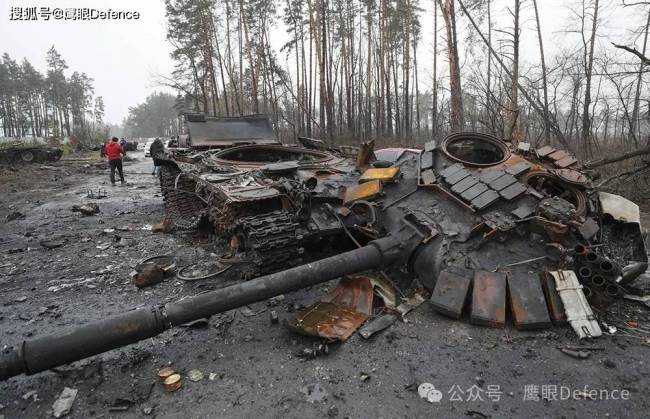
top-left (1, 153), bottom-right (648, 418)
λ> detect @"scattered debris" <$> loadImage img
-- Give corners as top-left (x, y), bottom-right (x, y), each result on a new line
top-left (176, 260), bottom-right (231, 281)
top-left (359, 313), bottom-right (399, 339)
top-left (187, 369), bottom-right (204, 382)
top-left (296, 343), bottom-right (329, 360)
top-left (71, 203), bottom-right (99, 216)
top-left (180, 318), bottom-right (209, 328)
top-left (21, 390), bottom-right (38, 401)
top-left (559, 347), bottom-right (591, 359)
top-left (86, 188), bottom-right (107, 199)
top-left (158, 367), bottom-right (176, 382)
top-left (163, 374), bottom-right (182, 392)
top-left (5, 211), bottom-right (25, 222)
top-left (133, 264), bottom-right (164, 288)
top-left (95, 243), bottom-right (111, 251)
top-left (151, 219), bottom-right (173, 233)
top-left (109, 399), bottom-right (134, 412)
top-left (289, 277), bottom-right (373, 341)
top-left (300, 383), bottom-right (329, 404)
top-left (270, 310), bottom-right (279, 324)
top-left (51, 387), bottom-right (77, 418)
top-left (40, 238), bottom-right (67, 249)
top-left (359, 372), bottom-right (370, 382)
top-left (396, 289), bottom-right (429, 318)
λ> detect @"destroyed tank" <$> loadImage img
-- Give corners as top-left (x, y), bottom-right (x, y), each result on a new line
top-left (2, 129), bottom-right (648, 380)
top-left (0, 144), bottom-right (63, 165)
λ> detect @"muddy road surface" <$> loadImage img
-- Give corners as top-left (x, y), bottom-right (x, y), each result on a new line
top-left (1, 153), bottom-right (649, 418)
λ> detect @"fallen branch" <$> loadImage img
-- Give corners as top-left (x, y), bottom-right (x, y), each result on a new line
top-left (584, 145), bottom-right (650, 169)
top-left (596, 163), bottom-right (650, 189)
top-left (612, 43), bottom-right (650, 65)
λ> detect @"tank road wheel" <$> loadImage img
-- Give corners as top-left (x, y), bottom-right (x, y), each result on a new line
top-left (20, 150), bottom-right (35, 163)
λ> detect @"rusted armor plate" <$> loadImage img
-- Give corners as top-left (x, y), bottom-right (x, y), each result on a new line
top-left (471, 271), bottom-right (507, 327)
top-left (471, 189), bottom-right (500, 210)
top-left (536, 146), bottom-right (555, 157)
top-left (555, 156), bottom-right (578, 168)
top-left (499, 182), bottom-right (527, 200)
top-left (446, 168), bottom-right (471, 185)
top-left (479, 170), bottom-right (504, 184)
top-left (421, 151), bottom-right (434, 170)
top-left (461, 183), bottom-right (489, 201)
top-left (505, 162), bottom-right (532, 177)
top-left (540, 272), bottom-right (567, 325)
top-left (548, 150), bottom-right (569, 161)
top-left (439, 163), bottom-right (464, 179)
top-left (511, 203), bottom-right (535, 219)
top-left (430, 267), bottom-right (473, 319)
top-left (508, 273), bottom-right (552, 330)
top-left (555, 169), bottom-right (589, 185)
top-left (451, 176), bottom-right (480, 194)
top-left (488, 173), bottom-right (517, 191)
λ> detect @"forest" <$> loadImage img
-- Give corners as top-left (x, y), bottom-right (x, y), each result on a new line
top-left (2, 0), bottom-right (650, 164)
top-left (0, 47), bottom-right (106, 143)
top-left (160, 0), bottom-right (650, 156)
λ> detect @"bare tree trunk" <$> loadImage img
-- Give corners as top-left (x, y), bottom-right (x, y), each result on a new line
top-left (457, 0), bottom-right (571, 149)
top-left (404, 0), bottom-right (411, 136)
top-left (532, 0), bottom-right (550, 145)
top-left (365, 0), bottom-right (373, 137)
top-left (432, 1), bottom-right (438, 138)
top-left (581, 0), bottom-right (599, 157)
top-left (414, 40), bottom-right (421, 137)
top-left (240, 0), bottom-right (258, 113)
top-left (629, 9), bottom-right (650, 145)
top-left (438, 0), bottom-right (463, 132)
top-left (486, 0), bottom-right (493, 135)
top-left (508, 0), bottom-right (521, 144)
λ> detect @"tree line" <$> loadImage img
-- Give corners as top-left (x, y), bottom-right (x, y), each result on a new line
top-left (162, 0), bottom-right (650, 157)
top-left (0, 47), bottom-right (105, 143)
top-left (123, 92), bottom-right (181, 138)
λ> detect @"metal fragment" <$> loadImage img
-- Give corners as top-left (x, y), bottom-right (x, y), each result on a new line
top-left (359, 314), bottom-right (399, 339)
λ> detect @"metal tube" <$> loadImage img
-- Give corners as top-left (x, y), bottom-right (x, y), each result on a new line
top-left (578, 266), bottom-right (592, 280)
top-left (590, 275), bottom-right (606, 288)
top-left (0, 237), bottom-right (403, 381)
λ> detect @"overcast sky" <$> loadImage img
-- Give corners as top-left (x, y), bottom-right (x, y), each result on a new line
top-left (1, 0), bottom-right (644, 124)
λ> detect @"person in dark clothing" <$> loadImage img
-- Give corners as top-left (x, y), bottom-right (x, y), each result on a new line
top-left (150, 138), bottom-right (164, 176)
top-left (105, 137), bottom-right (126, 185)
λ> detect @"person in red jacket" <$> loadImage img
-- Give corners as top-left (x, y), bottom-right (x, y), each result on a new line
top-left (105, 137), bottom-right (126, 185)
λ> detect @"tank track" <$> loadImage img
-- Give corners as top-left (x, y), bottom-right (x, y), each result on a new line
top-left (159, 164), bottom-right (206, 230)
top-left (236, 210), bottom-right (305, 277)
top-left (208, 202), bottom-right (240, 237)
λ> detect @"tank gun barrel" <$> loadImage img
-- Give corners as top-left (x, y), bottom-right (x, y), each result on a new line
top-left (0, 236), bottom-right (407, 381)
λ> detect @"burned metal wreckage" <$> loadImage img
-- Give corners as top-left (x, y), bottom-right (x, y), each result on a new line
top-left (1, 114), bottom-right (649, 380)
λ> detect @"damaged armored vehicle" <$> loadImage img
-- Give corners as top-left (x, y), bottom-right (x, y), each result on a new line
top-left (2, 124), bottom-right (648, 380)
top-left (0, 144), bottom-right (63, 165)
